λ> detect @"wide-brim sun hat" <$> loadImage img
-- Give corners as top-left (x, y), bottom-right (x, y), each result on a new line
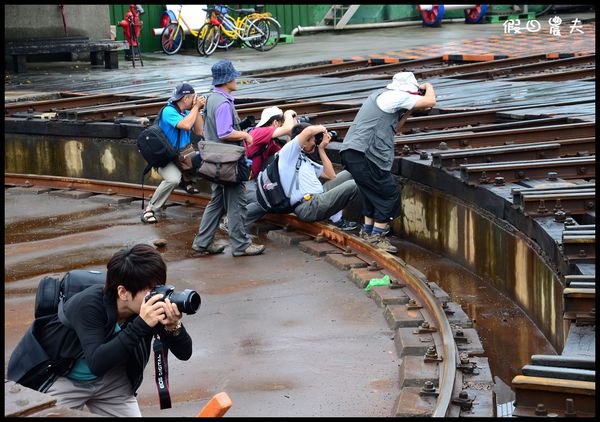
top-left (386, 72), bottom-right (419, 92)
top-left (212, 60), bottom-right (241, 86)
top-left (256, 106), bottom-right (284, 127)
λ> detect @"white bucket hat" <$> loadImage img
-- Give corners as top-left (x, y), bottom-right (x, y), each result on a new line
top-left (386, 72), bottom-right (419, 92)
top-left (256, 106), bottom-right (284, 127)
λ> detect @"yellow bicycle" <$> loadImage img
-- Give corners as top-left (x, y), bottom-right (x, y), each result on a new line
top-left (197, 5), bottom-right (281, 56)
top-left (161, 5), bottom-right (203, 55)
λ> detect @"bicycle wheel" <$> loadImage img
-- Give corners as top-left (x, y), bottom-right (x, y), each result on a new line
top-left (196, 23), bottom-right (210, 55)
top-left (245, 18), bottom-right (280, 51)
top-left (203, 24), bottom-right (221, 56)
top-left (217, 15), bottom-right (236, 49)
top-left (161, 23), bottom-right (184, 55)
top-left (256, 18), bottom-right (280, 52)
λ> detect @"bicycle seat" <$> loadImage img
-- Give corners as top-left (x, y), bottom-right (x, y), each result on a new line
top-left (232, 8), bottom-right (255, 15)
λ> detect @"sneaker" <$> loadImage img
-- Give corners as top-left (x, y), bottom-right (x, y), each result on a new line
top-left (366, 233), bottom-right (398, 254)
top-left (219, 218), bottom-right (229, 235)
top-left (192, 242), bottom-right (226, 256)
top-left (331, 218), bottom-right (358, 231)
top-left (232, 243), bottom-right (265, 257)
top-left (358, 228), bottom-right (371, 240)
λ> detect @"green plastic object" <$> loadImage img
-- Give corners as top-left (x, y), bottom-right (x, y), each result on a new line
top-left (364, 274), bottom-right (390, 292)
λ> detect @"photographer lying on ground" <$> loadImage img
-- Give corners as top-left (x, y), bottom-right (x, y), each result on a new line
top-left (244, 122), bottom-right (359, 231)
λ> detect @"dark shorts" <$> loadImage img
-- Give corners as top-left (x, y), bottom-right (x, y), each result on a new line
top-left (341, 149), bottom-right (400, 223)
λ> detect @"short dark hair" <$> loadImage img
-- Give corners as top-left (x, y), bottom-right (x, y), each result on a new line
top-left (104, 244), bottom-right (166, 297)
top-left (264, 114), bottom-right (284, 127)
top-left (291, 122), bottom-right (311, 140)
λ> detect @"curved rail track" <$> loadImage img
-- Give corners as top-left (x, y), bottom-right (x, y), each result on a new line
top-left (5, 172), bottom-right (481, 417)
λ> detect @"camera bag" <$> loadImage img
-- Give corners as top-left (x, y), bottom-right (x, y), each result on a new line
top-left (34, 270), bottom-right (105, 319)
top-left (195, 141), bottom-right (250, 185)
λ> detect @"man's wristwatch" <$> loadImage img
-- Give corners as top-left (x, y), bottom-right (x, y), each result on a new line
top-left (164, 320), bottom-right (182, 336)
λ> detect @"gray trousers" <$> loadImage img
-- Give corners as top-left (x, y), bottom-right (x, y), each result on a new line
top-left (45, 365), bottom-right (141, 417)
top-left (146, 162), bottom-right (182, 212)
top-left (193, 182), bottom-right (252, 254)
top-left (246, 170), bottom-right (358, 228)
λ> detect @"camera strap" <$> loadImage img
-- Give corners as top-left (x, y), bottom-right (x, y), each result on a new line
top-left (153, 334), bottom-right (172, 409)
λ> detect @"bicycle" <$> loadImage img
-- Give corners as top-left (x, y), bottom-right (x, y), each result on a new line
top-left (196, 6), bottom-right (228, 56)
top-left (197, 5), bottom-right (281, 56)
top-left (161, 4), bottom-right (204, 55)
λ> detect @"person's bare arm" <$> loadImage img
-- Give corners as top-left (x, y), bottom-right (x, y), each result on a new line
top-left (413, 83), bottom-right (436, 110)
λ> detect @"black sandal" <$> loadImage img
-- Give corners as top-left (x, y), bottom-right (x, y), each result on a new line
top-left (184, 184), bottom-right (200, 194)
top-left (141, 210), bottom-right (158, 224)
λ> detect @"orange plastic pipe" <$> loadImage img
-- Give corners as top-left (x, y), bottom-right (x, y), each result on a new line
top-left (196, 392), bottom-right (232, 417)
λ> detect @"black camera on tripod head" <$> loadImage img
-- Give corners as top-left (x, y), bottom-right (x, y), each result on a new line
top-left (146, 284), bottom-right (201, 315)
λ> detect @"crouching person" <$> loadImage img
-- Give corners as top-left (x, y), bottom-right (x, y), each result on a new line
top-left (246, 122), bottom-right (359, 230)
top-left (8, 244), bottom-right (193, 417)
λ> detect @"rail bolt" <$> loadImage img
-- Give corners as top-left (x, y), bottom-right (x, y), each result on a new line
top-left (584, 201), bottom-right (594, 210)
top-left (419, 151), bottom-right (429, 160)
top-left (554, 210), bottom-right (566, 222)
top-left (564, 398), bottom-right (576, 417)
top-left (460, 353), bottom-right (470, 364)
top-left (342, 247), bottom-right (355, 257)
top-left (535, 403), bottom-right (547, 416)
top-left (563, 217), bottom-right (576, 226)
top-left (401, 145), bottom-right (411, 156)
top-left (547, 171), bottom-right (558, 181)
top-left (315, 234), bottom-right (327, 243)
top-left (438, 142), bottom-right (449, 150)
top-left (494, 176), bottom-right (505, 186)
top-left (367, 261), bottom-right (380, 271)
top-left (425, 346), bottom-right (438, 359)
top-left (422, 381), bottom-right (435, 393)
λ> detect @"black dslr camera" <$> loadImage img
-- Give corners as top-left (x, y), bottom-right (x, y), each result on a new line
top-left (146, 284), bottom-right (201, 315)
top-left (418, 87), bottom-right (426, 96)
top-left (314, 130), bottom-right (337, 146)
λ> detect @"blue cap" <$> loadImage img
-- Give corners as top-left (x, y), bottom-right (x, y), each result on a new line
top-left (169, 82), bottom-right (195, 102)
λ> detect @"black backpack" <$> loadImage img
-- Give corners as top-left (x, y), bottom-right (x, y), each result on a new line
top-left (137, 104), bottom-right (181, 208)
top-left (7, 270), bottom-right (106, 392)
top-left (137, 105), bottom-right (179, 170)
top-left (256, 154), bottom-right (303, 213)
top-left (34, 270), bottom-right (106, 319)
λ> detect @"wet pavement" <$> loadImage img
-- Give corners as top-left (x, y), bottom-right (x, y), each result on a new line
top-left (4, 187), bottom-right (399, 417)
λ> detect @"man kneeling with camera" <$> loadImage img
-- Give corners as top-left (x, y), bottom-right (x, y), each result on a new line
top-left (245, 122), bottom-right (359, 230)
